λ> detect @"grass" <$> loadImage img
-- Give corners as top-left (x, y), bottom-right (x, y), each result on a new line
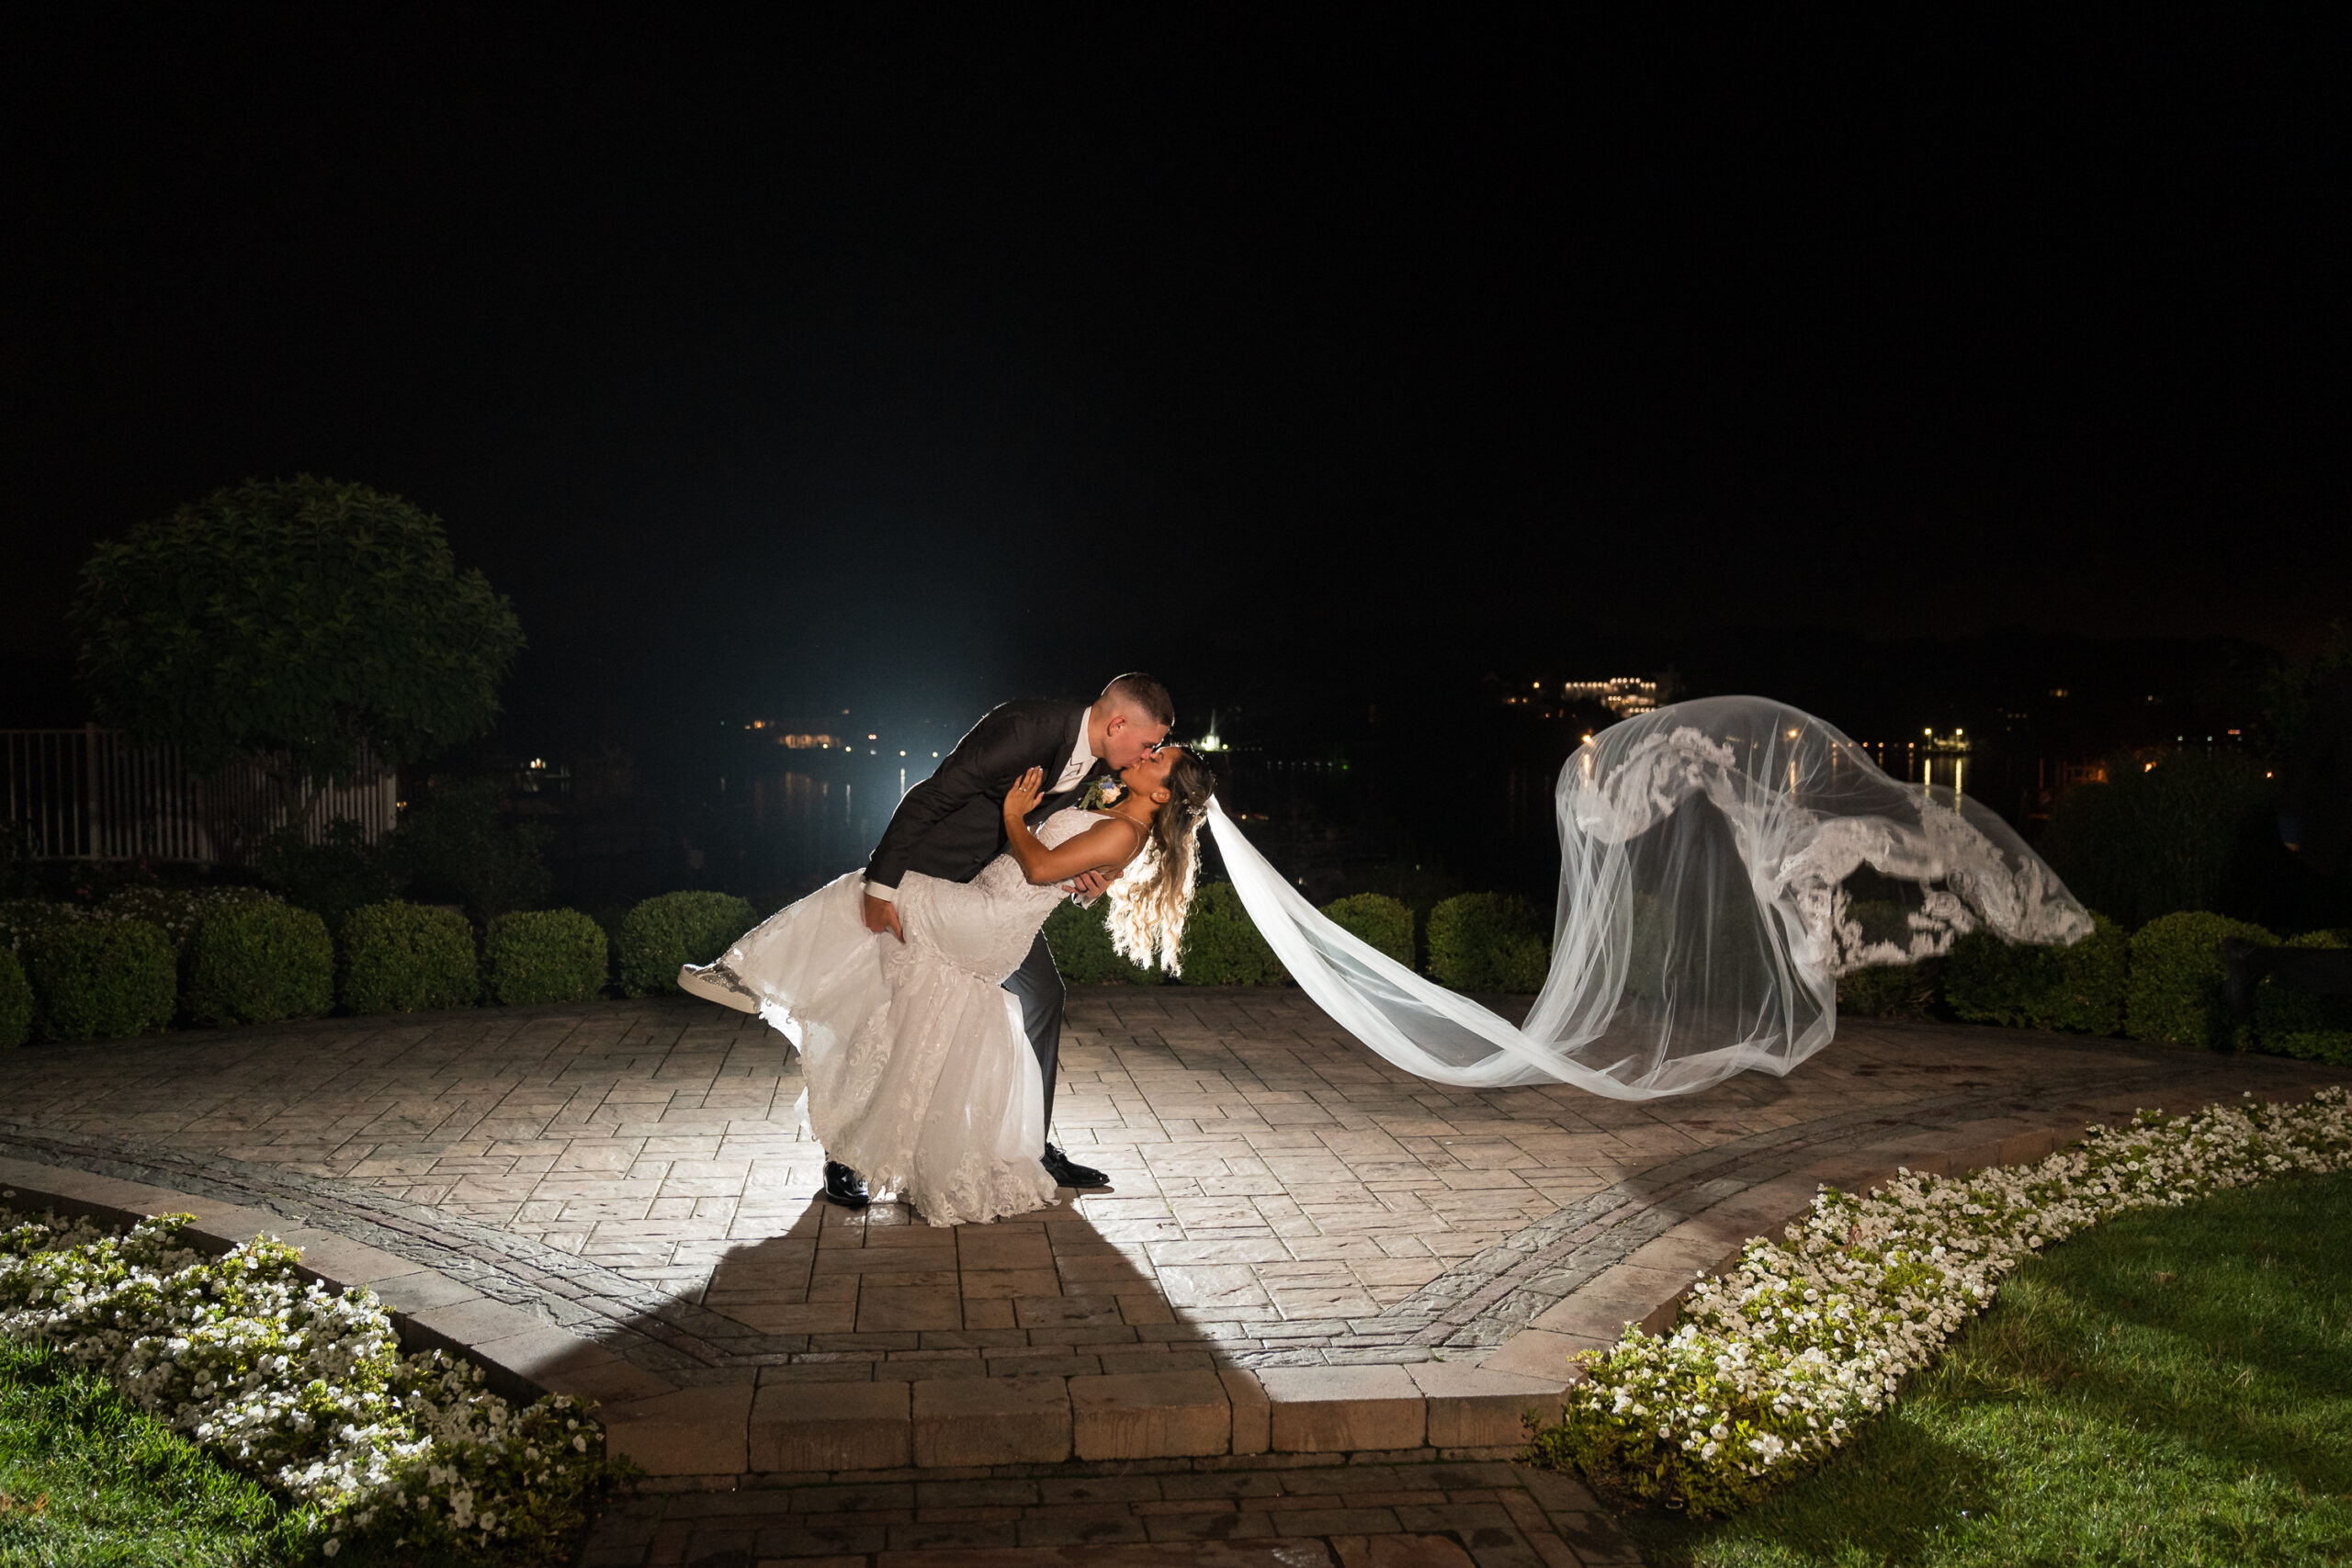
top-left (0, 1336), bottom-right (295, 1566)
top-left (1624, 1168), bottom-right (2352, 1568)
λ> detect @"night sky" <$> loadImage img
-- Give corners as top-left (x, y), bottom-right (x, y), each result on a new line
top-left (6, 14), bottom-right (2344, 750)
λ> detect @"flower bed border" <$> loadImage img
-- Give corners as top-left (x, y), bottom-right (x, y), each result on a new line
top-left (1522, 1083), bottom-right (2352, 1517)
top-left (0, 1191), bottom-right (639, 1560)
top-left (0, 1154), bottom-right (663, 1416)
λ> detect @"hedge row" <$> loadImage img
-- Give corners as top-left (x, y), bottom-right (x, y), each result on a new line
top-left (0, 889), bottom-right (701, 1043)
top-left (1840, 908), bottom-right (2352, 1065)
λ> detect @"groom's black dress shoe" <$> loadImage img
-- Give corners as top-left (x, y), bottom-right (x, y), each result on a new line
top-left (821, 1161), bottom-right (870, 1210)
top-left (1041, 1144), bottom-right (1110, 1190)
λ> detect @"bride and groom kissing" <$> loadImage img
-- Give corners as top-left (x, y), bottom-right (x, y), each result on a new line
top-left (680, 673), bottom-right (1219, 1227)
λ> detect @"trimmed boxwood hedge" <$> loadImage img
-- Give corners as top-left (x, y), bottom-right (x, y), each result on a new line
top-left (340, 900), bottom-right (480, 1015)
top-left (1943, 911), bottom-right (2129, 1034)
top-left (617, 892), bottom-right (757, 997)
top-left (2125, 909), bottom-right (2276, 1049)
top-left (2255, 930), bottom-right (2352, 1066)
top-left (185, 900), bottom-right (334, 1026)
top-left (1427, 892), bottom-right (1550, 993)
top-left (485, 908), bottom-right (610, 1005)
top-left (1042, 897), bottom-right (1162, 985)
top-left (26, 918), bottom-right (176, 1041)
top-left (1174, 881), bottom-right (1287, 985)
top-left (0, 947), bottom-right (29, 1049)
top-left (1319, 893), bottom-right (1415, 969)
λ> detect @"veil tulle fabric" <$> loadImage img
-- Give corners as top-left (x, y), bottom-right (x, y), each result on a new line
top-left (1204, 695), bottom-right (2089, 1100)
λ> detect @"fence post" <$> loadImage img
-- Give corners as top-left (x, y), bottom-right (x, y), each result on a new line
top-left (84, 721), bottom-right (103, 860)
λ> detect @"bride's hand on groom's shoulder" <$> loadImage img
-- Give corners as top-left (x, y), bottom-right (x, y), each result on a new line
top-left (1003, 766), bottom-right (1046, 822)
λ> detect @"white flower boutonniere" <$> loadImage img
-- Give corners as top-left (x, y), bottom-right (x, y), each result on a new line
top-left (1080, 777), bottom-right (1122, 811)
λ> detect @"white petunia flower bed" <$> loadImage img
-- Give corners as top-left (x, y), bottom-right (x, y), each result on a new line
top-left (1526, 1085), bottom-right (2352, 1517)
top-left (0, 1203), bottom-right (629, 1562)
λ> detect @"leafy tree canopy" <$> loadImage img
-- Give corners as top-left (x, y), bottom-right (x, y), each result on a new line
top-left (71, 476), bottom-right (525, 784)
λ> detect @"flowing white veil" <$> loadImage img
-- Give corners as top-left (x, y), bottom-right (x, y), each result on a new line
top-left (1204, 695), bottom-right (2089, 1100)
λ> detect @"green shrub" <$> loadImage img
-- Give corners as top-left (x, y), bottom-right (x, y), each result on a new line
top-left (2124, 909), bottom-right (2276, 1049)
top-left (617, 891), bottom-right (756, 997)
top-left (485, 908), bottom-right (610, 1005)
top-left (97, 886), bottom-right (272, 953)
top-left (25, 919), bottom-right (176, 1041)
top-left (1427, 892), bottom-right (1550, 992)
top-left (1318, 893), bottom-right (1415, 969)
top-left (1043, 897), bottom-right (1161, 985)
top-left (0, 947), bottom-right (29, 1048)
top-left (1837, 961), bottom-right (1943, 1019)
top-left (339, 900), bottom-right (479, 1014)
top-left (2253, 930), bottom-right (2352, 1066)
top-left (183, 901), bottom-right (334, 1027)
top-left (1943, 911), bottom-right (2129, 1033)
top-left (1173, 881), bottom-right (1286, 985)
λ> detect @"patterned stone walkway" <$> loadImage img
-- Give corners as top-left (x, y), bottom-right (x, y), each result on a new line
top-left (0, 988), bottom-right (2342, 1565)
top-left (2, 992), bottom-right (2338, 1377)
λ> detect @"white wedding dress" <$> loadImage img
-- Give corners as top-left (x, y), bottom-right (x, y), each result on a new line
top-left (687, 808), bottom-right (1106, 1225)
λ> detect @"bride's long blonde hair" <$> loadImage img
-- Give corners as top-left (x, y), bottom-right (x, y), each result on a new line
top-left (1103, 747), bottom-right (1220, 976)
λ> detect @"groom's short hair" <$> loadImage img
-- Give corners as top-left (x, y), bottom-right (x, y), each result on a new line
top-left (1102, 672), bottom-right (1174, 728)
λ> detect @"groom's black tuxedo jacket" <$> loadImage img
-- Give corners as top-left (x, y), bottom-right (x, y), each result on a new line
top-left (865, 699), bottom-right (1111, 893)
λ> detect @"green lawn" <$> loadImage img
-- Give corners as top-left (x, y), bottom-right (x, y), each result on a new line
top-left (1625, 1168), bottom-right (2352, 1568)
top-left (0, 1336), bottom-right (295, 1566)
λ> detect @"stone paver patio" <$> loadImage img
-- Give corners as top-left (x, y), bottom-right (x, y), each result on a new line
top-left (1, 988), bottom-right (2342, 1566)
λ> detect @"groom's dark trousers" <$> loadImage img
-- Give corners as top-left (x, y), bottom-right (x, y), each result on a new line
top-left (863, 698), bottom-right (1108, 1132)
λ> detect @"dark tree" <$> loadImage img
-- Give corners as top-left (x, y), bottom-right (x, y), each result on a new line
top-left (70, 477), bottom-right (526, 785)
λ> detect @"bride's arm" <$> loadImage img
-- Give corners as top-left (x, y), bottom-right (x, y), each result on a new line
top-left (1001, 768), bottom-right (1144, 886)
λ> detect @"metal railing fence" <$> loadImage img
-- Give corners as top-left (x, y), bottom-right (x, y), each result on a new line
top-left (1, 727), bottom-right (396, 865)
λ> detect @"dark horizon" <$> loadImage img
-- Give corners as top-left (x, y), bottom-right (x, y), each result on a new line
top-left (6, 15), bottom-right (2345, 758)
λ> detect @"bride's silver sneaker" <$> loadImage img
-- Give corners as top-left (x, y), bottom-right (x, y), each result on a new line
top-left (678, 961), bottom-right (761, 1014)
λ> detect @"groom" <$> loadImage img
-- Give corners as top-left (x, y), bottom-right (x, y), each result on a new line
top-left (824, 671), bottom-right (1174, 1208)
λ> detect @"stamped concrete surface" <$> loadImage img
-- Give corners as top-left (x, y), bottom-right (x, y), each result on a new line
top-left (0, 988), bottom-right (2342, 1565)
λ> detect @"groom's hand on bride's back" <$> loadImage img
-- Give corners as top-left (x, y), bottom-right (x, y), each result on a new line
top-left (862, 894), bottom-right (904, 942)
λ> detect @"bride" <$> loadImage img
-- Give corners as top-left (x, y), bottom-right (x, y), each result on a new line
top-left (686, 742), bottom-right (1218, 1225)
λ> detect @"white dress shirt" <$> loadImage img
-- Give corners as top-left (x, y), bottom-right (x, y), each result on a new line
top-left (1049, 706), bottom-right (1098, 796)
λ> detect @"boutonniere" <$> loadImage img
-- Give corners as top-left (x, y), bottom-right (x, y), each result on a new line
top-left (1080, 777), bottom-right (1123, 811)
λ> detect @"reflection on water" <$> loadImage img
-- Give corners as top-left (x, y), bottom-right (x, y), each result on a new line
top-left (1863, 748), bottom-right (1966, 797)
top-left (745, 770), bottom-right (884, 893)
